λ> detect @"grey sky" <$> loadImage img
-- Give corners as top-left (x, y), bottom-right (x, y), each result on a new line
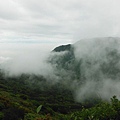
top-left (0, 0), bottom-right (120, 43)
top-left (0, 0), bottom-right (120, 58)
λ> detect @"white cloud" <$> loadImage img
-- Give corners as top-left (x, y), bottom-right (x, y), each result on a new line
top-left (0, 56), bottom-right (11, 64)
top-left (0, 0), bottom-right (120, 44)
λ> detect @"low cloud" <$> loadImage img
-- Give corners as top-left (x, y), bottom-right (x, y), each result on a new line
top-left (73, 37), bottom-right (120, 101)
top-left (0, 43), bottom-right (56, 77)
top-left (47, 37), bottom-right (120, 102)
top-left (1, 37), bottom-right (120, 102)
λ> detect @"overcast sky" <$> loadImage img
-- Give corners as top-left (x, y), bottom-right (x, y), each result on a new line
top-left (0, 0), bottom-right (120, 58)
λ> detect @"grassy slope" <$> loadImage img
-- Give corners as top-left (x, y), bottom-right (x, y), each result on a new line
top-left (0, 74), bottom-right (82, 120)
top-left (1, 74), bottom-right (120, 120)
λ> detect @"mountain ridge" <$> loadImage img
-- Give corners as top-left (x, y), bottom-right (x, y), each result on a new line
top-left (50, 37), bottom-right (120, 101)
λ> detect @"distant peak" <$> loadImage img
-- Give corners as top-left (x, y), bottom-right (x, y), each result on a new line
top-left (52, 44), bottom-right (72, 52)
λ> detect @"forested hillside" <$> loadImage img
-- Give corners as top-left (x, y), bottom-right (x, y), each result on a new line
top-left (1, 37), bottom-right (120, 119)
top-left (1, 71), bottom-right (120, 120)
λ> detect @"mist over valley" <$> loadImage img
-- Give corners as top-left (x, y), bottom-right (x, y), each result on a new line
top-left (1, 37), bottom-right (120, 101)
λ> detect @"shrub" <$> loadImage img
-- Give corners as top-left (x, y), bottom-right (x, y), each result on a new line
top-left (70, 96), bottom-right (120, 120)
top-left (24, 113), bottom-right (37, 120)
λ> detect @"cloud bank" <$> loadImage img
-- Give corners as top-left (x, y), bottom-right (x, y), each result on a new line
top-left (1, 37), bottom-right (120, 102)
top-left (48, 37), bottom-right (120, 102)
top-left (73, 37), bottom-right (120, 101)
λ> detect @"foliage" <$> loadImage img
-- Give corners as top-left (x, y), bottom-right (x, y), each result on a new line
top-left (0, 71), bottom-right (81, 119)
top-left (1, 70), bottom-right (120, 120)
top-left (70, 96), bottom-right (120, 120)
top-left (37, 105), bottom-right (42, 114)
top-left (24, 113), bottom-right (39, 120)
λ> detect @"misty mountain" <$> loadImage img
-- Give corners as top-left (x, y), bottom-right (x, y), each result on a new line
top-left (53, 44), bottom-right (72, 52)
top-left (2, 37), bottom-right (120, 119)
top-left (1, 37), bottom-right (120, 102)
top-left (49, 37), bottom-right (120, 101)
top-left (51, 37), bottom-right (120, 79)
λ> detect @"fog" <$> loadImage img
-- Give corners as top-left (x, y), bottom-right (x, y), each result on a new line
top-left (73, 37), bottom-right (120, 101)
top-left (1, 37), bottom-right (120, 102)
top-left (0, 43), bottom-right (58, 76)
top-left (48, 37), bottom-right (120, 102)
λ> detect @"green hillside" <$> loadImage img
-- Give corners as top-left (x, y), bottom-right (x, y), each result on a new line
top-left (1, 37), bottom-right (120, 119)
top-left (1, 72), bottom-right (120, 120)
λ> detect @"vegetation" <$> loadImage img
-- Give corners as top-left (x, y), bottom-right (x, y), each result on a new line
top-left (0, 71), bottom-right (120, 120)
top-left (1, 42), bottom-right (120, 119)
top-left (0, 72), bottom-right (81, 120)
top-left (52, 44), bottom-right (72, 52)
